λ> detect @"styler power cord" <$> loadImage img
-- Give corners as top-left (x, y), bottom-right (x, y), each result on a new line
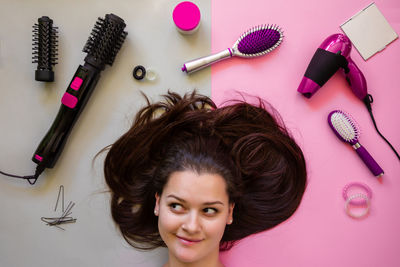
top-left (0, 166), bottom-right (44, 185)
top-left (363, 95), bottom-right (400, 161)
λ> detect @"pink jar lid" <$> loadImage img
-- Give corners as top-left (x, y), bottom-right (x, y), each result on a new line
top-left (172, 1), bottom-right (201, 32)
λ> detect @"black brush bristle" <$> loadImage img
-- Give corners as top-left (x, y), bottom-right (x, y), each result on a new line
top-left (32, 16), bottom-right (58, 82)
top-left (83, 14), bottom-right (127, 70)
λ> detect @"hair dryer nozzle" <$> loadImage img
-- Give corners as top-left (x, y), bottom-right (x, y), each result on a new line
top-left (297, 47), bottom-right (348, 98)
top-left (297, 77), bottom-right (320, 98)
top-left (297, 34), bottom-right (353, 98)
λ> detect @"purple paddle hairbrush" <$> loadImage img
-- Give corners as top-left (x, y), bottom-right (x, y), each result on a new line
top-left (328, 110), bottom-right (384, 178)
top-left (182, 24), bottom-right (283, 74)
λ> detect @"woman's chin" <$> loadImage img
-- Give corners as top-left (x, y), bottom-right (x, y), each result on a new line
top-left (171, 244), bottom-right (205, 264)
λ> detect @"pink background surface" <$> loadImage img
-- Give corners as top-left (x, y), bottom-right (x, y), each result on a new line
top-left (211, 0), bottom-right (400, 266)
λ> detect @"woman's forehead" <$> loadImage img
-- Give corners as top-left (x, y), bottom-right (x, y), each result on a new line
top-left (162, 170), bottom-right (229, 204)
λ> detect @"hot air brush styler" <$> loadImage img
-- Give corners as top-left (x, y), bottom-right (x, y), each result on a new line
top-left (328, 110), bottom-right (384, 178)
top-left (182, 24), bottom-right (283, 74)
top-left (30, 14), bottom-right (127, 182)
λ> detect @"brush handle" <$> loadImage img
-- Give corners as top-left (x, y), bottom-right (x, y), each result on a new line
top-left (354, 143), bottom-right (384, 177)
top-left (182, 48), bottom-right (233, 74)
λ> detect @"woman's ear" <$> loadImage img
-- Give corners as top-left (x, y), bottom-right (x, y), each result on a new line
top-left (227, 203), bottom-right (235, 225)
top-left (154, 193), bottom-right (160, 216)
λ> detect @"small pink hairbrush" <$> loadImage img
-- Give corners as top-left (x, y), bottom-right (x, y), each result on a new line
top-left (182, 24), bottom-right (283, 74)
top-left (328, 110), bottom-right (384, 178)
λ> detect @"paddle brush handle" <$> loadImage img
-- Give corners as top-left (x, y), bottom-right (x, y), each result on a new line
top-left (182, 48), bottom-right (232, 74)
top-left (355, 144), bottom-right (384, 177)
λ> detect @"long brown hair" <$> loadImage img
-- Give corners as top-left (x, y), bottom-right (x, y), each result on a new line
top-left (102, 91), bottom-right (307, 250)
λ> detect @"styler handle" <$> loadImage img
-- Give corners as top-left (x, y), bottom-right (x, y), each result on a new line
top-left (32, 65), bottom-right (100, 168)
top-left (344, 57), bottom-right (368, 101)
top-left (354, 143), bottom-right (384, 177)
top-left (182, 49), bottom-right (233, 74)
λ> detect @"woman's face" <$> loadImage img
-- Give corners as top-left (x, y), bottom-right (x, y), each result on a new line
top-left (155, 170), bottom-right (234, 265)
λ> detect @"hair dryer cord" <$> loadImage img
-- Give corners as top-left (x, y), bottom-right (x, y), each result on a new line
top-left (364, 94), bottom-right (400, 161)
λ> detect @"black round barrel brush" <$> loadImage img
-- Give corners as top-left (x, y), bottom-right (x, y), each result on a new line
top-left (32, 16), bottom-right (58, 82)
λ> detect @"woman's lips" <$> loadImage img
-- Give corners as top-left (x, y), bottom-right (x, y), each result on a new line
top-left (177, 235), bottom-right (203, 245)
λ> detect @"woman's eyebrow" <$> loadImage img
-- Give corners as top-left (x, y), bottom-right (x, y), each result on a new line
top-left (167, 195), bottom-right (224, 206)
top-left (203, 201), bottom-right (224, 206)
top-left (167, 194), bottom-right (186, 203)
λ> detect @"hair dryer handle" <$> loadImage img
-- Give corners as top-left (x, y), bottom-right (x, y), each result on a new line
top-left (355, 144), bottom-right (384, 177)
top-left (344, 57), bottom-right (368, 100)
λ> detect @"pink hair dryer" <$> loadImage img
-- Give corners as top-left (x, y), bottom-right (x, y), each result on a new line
top-left (297, 33), bottom-right (370, 106)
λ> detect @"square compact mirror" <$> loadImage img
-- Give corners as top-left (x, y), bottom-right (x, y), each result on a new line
top-left (340, 2), bottom-right (398, 60)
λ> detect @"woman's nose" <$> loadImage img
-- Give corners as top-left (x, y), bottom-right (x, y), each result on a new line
top-left (182, 212), bottom-right (201, 233)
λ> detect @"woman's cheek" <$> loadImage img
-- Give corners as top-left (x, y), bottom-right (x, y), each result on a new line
top-left (203, 216), bottom-right (228, 238)
top-left (159, 209), bottom-right (181, 233)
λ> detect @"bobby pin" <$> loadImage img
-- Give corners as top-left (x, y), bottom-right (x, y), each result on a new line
top-left (42, 186), bottom-right (76, 230)
top-left (54, 201), bottom-right (75, 225)
top-left (42, 201), bottom-right (77, 229)
top-left (41, 217), bottom-right (77, 225)
top-left (54, 185), bottom-right (64, 212)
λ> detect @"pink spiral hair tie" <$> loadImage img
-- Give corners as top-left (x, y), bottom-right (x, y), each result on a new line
top-left (345, 193), bottom-right (371, 219)
top-left (342, 182), bottom-right (372, 206)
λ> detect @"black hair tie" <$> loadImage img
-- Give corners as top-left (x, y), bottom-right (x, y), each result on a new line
top-left (133, 65), bottom-right (146, 80)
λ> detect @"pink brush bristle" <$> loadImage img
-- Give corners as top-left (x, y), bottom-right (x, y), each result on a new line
top-left (237, 25), bottom-right (283, 55)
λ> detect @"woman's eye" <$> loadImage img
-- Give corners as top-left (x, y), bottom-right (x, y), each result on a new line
top-left (203, 208), bottom-right (218, 215)
top-left (169, 203), bottom-right (184, 212)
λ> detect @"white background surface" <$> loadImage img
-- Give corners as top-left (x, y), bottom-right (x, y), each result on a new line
top-left (0, 1), bottom-right (210, 266)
